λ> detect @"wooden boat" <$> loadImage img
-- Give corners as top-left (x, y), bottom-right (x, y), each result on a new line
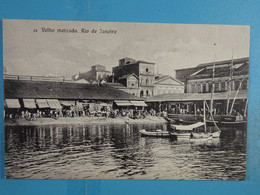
top-left (170, 122), bottom-right (205, 140)
top-left (190, 133), bottom-right (213, 142)
top-left (206, 115), bottom-right (247, 128)
top-left (139, 129), bottom-right (171, 138)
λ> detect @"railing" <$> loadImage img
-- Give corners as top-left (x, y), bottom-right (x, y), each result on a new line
top-left (4, 74), bottom-right (73, 82)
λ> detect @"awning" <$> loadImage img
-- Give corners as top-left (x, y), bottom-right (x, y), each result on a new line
top-left (36, 99), bottom-right (49, 108)
top-left (171, 122), bottom-right (205, 131)
top-left (130, 101), bottom-right (148, 107)
top-left (59, 100), bottom-right (75, 107)
top-left (181, 102), bottom-right (193, 105)
top-left (114, 100), bottom-right (132, 106)
top-left (46, 99), bottom-right (62, 109)
top-left (4, 99), bottom-right (20, 109)
top-left (23, 99), bottom-right (37, 109)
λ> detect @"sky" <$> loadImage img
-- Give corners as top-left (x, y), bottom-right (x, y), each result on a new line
top-left (3, 19), bottom-right (250, 78)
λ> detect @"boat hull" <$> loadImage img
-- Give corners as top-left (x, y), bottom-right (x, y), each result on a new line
top-left (206, 120), bottom-right (247, 129)
top-left (170, 132), bottom-right (191, 140)
top-left (139, 129), bottom-right (171, 138)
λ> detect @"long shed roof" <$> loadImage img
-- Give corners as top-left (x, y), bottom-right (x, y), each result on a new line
top-left (146, 90), bottom-right (248, 102)
top-left (4, 79), bottom-right (142, 101)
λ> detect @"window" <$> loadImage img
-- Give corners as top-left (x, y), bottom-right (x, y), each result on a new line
top-left (221, 82), bottom-right (226, 91)
top-left (241, 80), bottom-right (247, 90)
top-left (146, 68), bottom-right (149, 73)
top-left (202, 84), bottom-right (206, 93)
top-left (146, 79), bottom-right (149, 85)
top-left (208, 83), bottom-right (212, 92)
top-left (234, 80), bottom-right (241, 90)
top-left (191, 84), bottom-right (195, 93)
top-left (214, 82), bottom-right (220, 92)
top-left (198, 84), bottom-right (202, 93)
top-left (146, 90), bottom-right (149, 96)
top-left (140, 90), bottom-right (144, 97)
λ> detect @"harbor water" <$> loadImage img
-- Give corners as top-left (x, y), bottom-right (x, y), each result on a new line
top-left (5, 123), bottom-right (247, 180)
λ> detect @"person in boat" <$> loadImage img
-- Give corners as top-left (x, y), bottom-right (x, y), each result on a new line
top-left (236, 112), bottom-right (243, 121)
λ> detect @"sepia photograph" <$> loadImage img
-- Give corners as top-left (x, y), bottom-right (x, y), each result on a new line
top-left (3, 19), bottom-right (250, 180)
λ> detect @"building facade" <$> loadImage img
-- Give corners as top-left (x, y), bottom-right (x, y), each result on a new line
top-left (113, 57), bottom-right (155, 97)
top-left (175, 57), bottom-right (249, 93)
top-left (186, 57), bottom-right (249, 93)
top-left (72, 64), bottom-right (111, 83)
top-left (116, 73), bottom-right (140, 96)
top-left (154, 75), bottom-right (184, 95)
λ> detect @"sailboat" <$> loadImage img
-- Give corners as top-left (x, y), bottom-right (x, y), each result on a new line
top-left (206, 51), bottom-right (247, 129)
top-left (170, 100), bottom-right (213, 140)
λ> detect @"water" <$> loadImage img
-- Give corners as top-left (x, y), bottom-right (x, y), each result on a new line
top-left (4, 123), bottom-right (246, 180)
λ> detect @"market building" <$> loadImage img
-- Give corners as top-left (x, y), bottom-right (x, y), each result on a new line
top-left (146, 57), bottom-right (249, 120)
top-left (4, 74), bottom-right (147, 119)
top-left (175, 57), bottom-right (249, 93)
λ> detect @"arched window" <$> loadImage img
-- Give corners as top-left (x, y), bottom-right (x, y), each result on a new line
top-left (140, 90), bottom-right (144, 97)
top-left (146, 90), bottom-right (149, 96)
top-left (146, 79), bottom-right (149, 85)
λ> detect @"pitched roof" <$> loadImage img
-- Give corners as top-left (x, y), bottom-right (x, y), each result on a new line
top-left (137, 60), bottom-right (155, 65)
top-left (146, 90), bottom-right (248, 102)
top-left (196, 57), bottom-right (249, 68)
top-left (120, 57), bottom-right (155, 65)
top-left (118, 73), bottom-right (139, 80)
top-left (155, 75), bottom-right (183, 85)
top-left (4, 79), bottom-right (142, 101)
top-left (106, 83), bottom-right (127, 89)
top-left (92, 64), bottom-right (105, 68)
top-left (189, 62), bottom-right (249, 80)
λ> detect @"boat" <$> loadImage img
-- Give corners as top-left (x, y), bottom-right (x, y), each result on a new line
top-left (209, 131), bottom-right (221, 138)
top-left (170, 121), bottom-right (205, 140)
top-left (170, 97), bottom-right (221, 140)
top-left (206, 115), bottom-right (247, 128)
top-left (206, 51), bottom-right (247, 128)
top-left (139, 129), bottom-right (171, 138)
top-left (190, 133), bottom-right (213, 142)
top-left (163, 116), bottom-right (176, 123)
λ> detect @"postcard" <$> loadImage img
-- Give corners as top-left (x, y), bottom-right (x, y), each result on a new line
top-left (3, 19), bottom-right (250, 180)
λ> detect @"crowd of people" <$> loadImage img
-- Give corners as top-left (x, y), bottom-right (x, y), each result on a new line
top-left (4, 106), bottom-right (162, 121)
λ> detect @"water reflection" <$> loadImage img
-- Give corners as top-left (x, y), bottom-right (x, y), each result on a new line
top-left (5, 123), bottom-right (246, 180)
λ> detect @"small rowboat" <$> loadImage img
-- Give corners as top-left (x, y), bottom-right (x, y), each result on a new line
top-left (139, 129), bottom-right (171, 138)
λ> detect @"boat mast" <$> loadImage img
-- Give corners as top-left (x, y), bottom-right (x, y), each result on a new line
top-left (210, 44), bottom-right (216, 115)
top-left (229, 76), bottom-right (245, 114)
top-left (244, 98), bottom-right (248, 117)
top-left (226, 50), bottom-right (234, 114)
top-left (203, 99), bottom-right (206, 132)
